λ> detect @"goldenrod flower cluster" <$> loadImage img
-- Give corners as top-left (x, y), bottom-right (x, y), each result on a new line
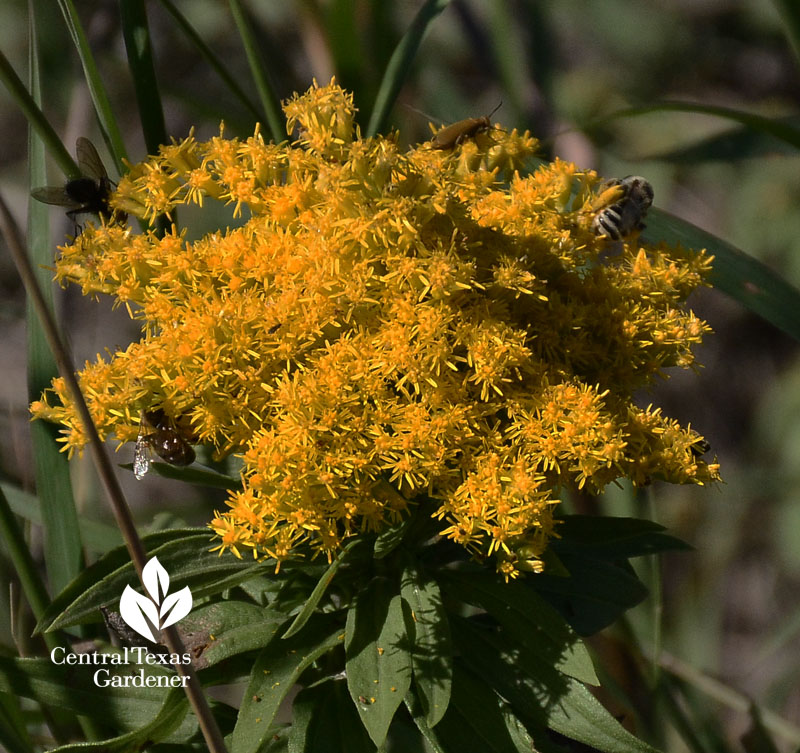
top-left (31, 81), bottom-right (719, 578)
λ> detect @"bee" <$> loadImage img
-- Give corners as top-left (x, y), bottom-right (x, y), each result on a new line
top-left (689, 438), bottom-right (711, 459)
top-left (31, 137), bottom-right (126, 226)
top-left (590, 175), bottom-right (654, 241)
top-left (430, 102), bottom-right (502, 150)
top-left (133, 409), bottom-right (196, 480)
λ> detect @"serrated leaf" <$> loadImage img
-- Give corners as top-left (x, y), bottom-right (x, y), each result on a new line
top-left (46, 687), bottom-right (189, 752)
top-left (554, 515), bottom-right (692, 558)
top-left (0, 656), bottom-right (197, 742)
top-left (231, 612), bottom-right (344, 753)
top-left (400, 562), bottom-right (452, 727)
top-left (288, 679), bottom-right (374, 753)
top-left (440, 570), bottom-right (598, 685)
top-left (345, 576), bottom-right (413, 747)
top-left (282, 539), bottom-right (361, 639)
top-left (37, 529), bottom-right (268, 633)
top-left (452, 618), bottom-right (659, 753)
top-left (531, 553), bottom-right (648, 636)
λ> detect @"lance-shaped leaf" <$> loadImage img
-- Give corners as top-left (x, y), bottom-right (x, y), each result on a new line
top-left (345, 576), bottom-right (413, 747)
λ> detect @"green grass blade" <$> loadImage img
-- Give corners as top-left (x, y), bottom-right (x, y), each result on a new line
top-left (366, 0), bottom-right (452, 138)
top-left (0, 691), bottom-right (34, 753)
top-left (157, 0), bottom-right (263, 122)
top-left (640, 121), bottom-right (798, 163)
top-left (645, 208), bottom-right (800, 342)
top-left (589, 102), bottom-right (800, 151)
top-left (0, 487), bottom-right (52, 627)
top-left (488, 0), bottom-right (526, 124)
top-left (27, 9), bottom-right (85, 598)
top-left (56, 0), bottom-right (128, 172)
top-left (228, 0), bottom-right (284, 143)
top-left (324, 0), bottom-right (364, 102)
top-left (0, 49), bottom-right (78, 178)
top-left (119, 0), bottom-right (168, 156)
top-left (773, 0), bottom-right (800, 66)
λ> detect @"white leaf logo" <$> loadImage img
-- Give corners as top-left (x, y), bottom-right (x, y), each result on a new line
top-left (119, 557), bottom-right (193, 642)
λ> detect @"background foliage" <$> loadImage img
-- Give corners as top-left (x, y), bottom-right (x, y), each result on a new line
top-left (0, 0), bottom-right (799, 750)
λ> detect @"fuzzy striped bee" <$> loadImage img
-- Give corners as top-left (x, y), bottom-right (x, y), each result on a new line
top-left (133, 409), bottom-right (195, 480)
top-left (591, 175), bottom-right (653, 240)
top-left (31, 137), bottom-right (126, 227)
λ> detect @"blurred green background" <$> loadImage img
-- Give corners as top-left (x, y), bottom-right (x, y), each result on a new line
top-left (1, 0), bottom-right (799, 749)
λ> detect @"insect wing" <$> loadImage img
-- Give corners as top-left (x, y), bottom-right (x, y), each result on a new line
top-left (75, 137), bottom-right (109, 181)
top-left (30, 186), bottom-right (82, 209)
top-left (133, 422), bottom-right (152, 480)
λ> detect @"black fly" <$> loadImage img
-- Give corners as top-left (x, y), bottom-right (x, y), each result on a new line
top-left (31, 137), bottom-right (126, 227)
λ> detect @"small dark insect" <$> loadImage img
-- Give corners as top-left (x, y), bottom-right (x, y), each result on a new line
top-left (133, 409), bottom-right (196, 480)
top-left (31, 137), bottom-right (126, 226)
top-left (430, 102), bottom-right (502, 150)
top-left (591, 175), bottom-right (654, 241)
top-left (689, 438), bottom-right (711, 458)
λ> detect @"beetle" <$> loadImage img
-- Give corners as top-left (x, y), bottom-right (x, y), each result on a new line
top-left (430, 102), bottom-right (502, 150)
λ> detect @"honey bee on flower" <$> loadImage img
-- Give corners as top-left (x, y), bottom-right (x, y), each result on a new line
top-left (133, 409), bottom-right (196, 480)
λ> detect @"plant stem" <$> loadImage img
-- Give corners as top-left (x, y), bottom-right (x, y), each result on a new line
top-left (0, 194), bottom-right (229, 753)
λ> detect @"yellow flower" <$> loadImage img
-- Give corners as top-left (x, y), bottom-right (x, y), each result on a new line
top-left (33, 80), bottom-right (719, 578)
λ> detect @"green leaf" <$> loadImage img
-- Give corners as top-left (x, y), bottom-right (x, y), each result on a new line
top-left (120, 0), bottom-right (167, 157)
top-left (366, 0), bottom-right (451, 138)
top-left (440, 570), bottom-right (598, 685)
top-left (176, 601), bottom-right (285, 670)
top-left (592, 102), bottom-right (800, 151)
top-left (400, 561), bottom-right (452, 727)
top-left (453, 618), bottom-right (659, 753)
top-left (774, 0), bottom-right (800, 65)
top-left (0, 656), bottom-right (198, 742)
top-left (345, 576), bottom-right (413, 747)
top-left (26, 26), bottom-right (84, 598)
top-left (282, 539), bottom-right (361, 639)
top-left (37, 529), bottom-right (267, 632)
top-left (373, 516), bottom-right (413, 559)
top-left (421, 663), bottom-right (532, 753)
top-left (157, 0), bottom-right (262, 122)
top-left (0, 691), bottom-right (34, 753)
top-left (642, 122), bottom-right (797, 164)
top-left (554, 515), bottom-right (692, 559)
top-left (47, 688), bottom-right (189, 752)
top-left (288, 679), bottom-right (375, 753)
top-left (0, 48), bottom-right (78, 177)
top-left (231, 612), bottom-right (344, 753)
top-left (55, 0), bottom-right (128, 173)
top-left (119, 460), bottom-right (243, 490)
top-left (645, 208), bottom-right (800, 342)
top-left (531, 554), bottom-right (648, 636)
top-left (228, 0), bottom-right (284, 143)
top-left (0, 483), bottom-right (122, 554)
